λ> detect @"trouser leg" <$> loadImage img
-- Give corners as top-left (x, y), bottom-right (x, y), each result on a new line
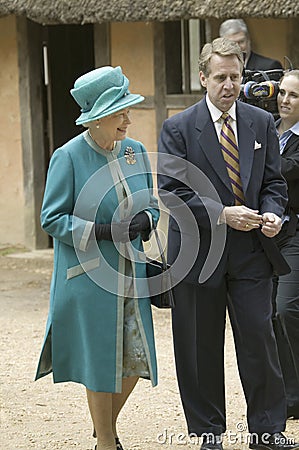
top-left (275, 231), bottom-right (299, 408)
top-left (228, 276), bottom-right (286, 433)
top-left (225, 230), bottom-right (286, 433)
top-left (172, 280), bottom-right (227, 436)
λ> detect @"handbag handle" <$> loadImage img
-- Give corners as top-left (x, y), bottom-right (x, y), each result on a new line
top-left (152, 223), bottom-right (167, 271)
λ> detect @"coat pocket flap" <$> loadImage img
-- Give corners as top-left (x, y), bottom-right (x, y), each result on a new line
top-left (67, 257), bottom-right (100, 280)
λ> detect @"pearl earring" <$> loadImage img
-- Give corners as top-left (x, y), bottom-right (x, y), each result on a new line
top-left (96, 120), bottom-right (101, 129)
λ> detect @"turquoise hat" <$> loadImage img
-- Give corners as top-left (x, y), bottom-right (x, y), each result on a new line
top-left (70, 66), bottom-right (144, 125)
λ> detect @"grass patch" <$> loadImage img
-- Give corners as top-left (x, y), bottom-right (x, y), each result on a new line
top-left (0, 246), bottom-right (28, 256)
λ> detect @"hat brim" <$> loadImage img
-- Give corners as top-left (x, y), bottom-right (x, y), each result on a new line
top-left (75, 93), bottom-right (144, 125)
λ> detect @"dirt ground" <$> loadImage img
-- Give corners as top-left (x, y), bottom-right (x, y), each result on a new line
top-left (0, 248), bottom-right (298, 450)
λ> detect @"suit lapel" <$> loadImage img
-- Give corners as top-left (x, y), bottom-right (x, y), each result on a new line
top-left (195, 100), bottom-right (256, 197)
top-left (195, 101), bottom-right (232, 194)
top-left (281, 133), bottom-right (298, 156)
top-left (236, 102), bottom-right (256, 194)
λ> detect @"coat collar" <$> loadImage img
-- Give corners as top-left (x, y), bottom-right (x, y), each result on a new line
top-left (280, 132), bottom-right (299, 155)
top-left (275, 119), bottom-right (299, 155)
top-left (83, 130), bottom-right (121, 158)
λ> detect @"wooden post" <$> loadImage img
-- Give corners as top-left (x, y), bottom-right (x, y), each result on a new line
top-left (94, 23), bottom-right (111, 67)
top-left (16, 17), bottom-right (49, 249)
top-left (288, 18), bottom-right (299, 69)
top-left (153, 22), bottom-right (167, 143)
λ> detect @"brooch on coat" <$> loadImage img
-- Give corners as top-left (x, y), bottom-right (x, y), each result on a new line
top-left (124, 146), bottom-right (136, 165)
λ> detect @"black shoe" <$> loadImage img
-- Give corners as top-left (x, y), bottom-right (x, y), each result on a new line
top-left (201, 435), bottom-right (223, 450)
top-left (93, 437), bottom-right (123, 449)
top-left (94, 439), bottom-right (123, 450)
top-left (115, 437), bottom-right (124, 449)
top-left (249, 432), bottom-right (299, 450)
top-left (287, 404), bottom-right (299, 419)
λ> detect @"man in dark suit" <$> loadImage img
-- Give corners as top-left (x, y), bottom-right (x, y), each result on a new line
top-left (219, 18), bottom-right (283, 72)
top-left (158, 37), bottom-right (298, 450)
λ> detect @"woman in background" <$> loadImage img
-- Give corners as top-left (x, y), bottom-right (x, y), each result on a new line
top-left (273, 69), bottom-right (299, 420)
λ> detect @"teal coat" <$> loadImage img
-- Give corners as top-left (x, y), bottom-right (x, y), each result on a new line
top-left (35, 132), bottom-right (159, 393)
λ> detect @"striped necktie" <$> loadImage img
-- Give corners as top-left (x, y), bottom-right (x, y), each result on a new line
top-left (220, 113), bottom-right (245, 205)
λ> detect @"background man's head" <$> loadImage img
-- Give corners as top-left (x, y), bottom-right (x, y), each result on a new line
top-left (219, 19), bottom-right (251, 58)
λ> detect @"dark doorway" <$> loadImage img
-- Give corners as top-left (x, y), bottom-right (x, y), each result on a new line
top-left (17, 19), bottom-right (97, 249)
top-left (43, 24), bottom-right (95, 155)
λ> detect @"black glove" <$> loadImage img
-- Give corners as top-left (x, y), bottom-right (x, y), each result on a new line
top-left (129, 212), bottom-right (150, 232)
top-left (129, 212), bottom-right (151, 241)
top-left (95, 220), bottom-right (138, 243)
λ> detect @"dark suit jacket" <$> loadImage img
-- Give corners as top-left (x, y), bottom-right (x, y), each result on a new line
top-left (275, 129), bottom-right (299, 237)
top-left (280, 132), bottom-right (299, 214)
top-left (246, 51), bottom-right (283, 72)
top-left (158, 98), bottom-right (288, 285)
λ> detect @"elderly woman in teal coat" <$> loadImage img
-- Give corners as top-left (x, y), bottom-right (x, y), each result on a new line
top-left (35, 66), bottom-right (160, 450)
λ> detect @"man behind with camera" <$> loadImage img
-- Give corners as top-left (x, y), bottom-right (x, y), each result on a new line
top-left (219, 18), bottom-right (283, 72)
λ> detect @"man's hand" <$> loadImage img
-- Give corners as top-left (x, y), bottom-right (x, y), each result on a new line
top-left (261, 212), bottom-right (282, 238)
top-left (220, 206), bottom-right (263, 231)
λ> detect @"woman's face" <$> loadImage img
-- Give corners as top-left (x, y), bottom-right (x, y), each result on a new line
top-left (97, 108), bottom-right (132, 143)
top-left (278, 75), bottom-right (299, 125)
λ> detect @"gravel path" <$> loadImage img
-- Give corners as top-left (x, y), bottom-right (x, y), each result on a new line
top-left (0, 250), bottom-right (298, 450)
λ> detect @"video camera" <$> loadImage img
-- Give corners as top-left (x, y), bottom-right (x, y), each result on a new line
top-left (239, 68), bottom-right (284, 119)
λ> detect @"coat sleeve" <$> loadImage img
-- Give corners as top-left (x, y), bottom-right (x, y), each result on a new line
top-left (142, 146), bottom-right (160, 226)
top-left (139, 143), bottom-right (160, 229)
top-left (41, 149), bottom-right (94, 251)
top-left (258, 114), bottom-right (288, 216)
top-left (281, 138), bottom-right (299, 182)
top-left (157, 118), bottom-right (224, 232)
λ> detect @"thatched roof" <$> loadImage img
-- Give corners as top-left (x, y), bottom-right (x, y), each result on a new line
top-left (0, 0), bottom-right (298, 24)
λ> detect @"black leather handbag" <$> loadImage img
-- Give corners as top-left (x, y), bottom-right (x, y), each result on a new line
top-left (146, 226), bottom-right (175, 308)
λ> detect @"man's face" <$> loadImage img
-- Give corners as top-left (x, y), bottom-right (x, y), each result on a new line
top-left (199, 54), bottom-right (242, 112)
top-left (225, 31), bottom-right (250, 56)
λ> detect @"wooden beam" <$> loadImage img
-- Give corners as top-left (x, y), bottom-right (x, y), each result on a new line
top-left (181, 20), bottom-right (191, 94)
top-left (94, 23), bottom-right (110, 67)
top-left (288, 18), bottom-right (299, 70)
top-left (166, 93), bottom-right (202, 109)
top-left (153, 22), bottom-right (167, 142)
top-left (16, 17), bottom-right (49, 249)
